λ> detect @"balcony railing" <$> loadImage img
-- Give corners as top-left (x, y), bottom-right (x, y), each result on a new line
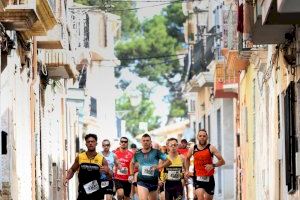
top-left (214, 63), bottom-right (239, 98)
top-left (43, 49), bottom-right (78, 79)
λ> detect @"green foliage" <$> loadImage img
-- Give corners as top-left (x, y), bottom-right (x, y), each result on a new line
top-left (169, 98), bottom-right (187, 118)
top-left (115, 15), bottom-right (182, 86)
top-left (162, 3), bottom-right (187, 45)
top-left (116, 84), bottom-right (160, 136)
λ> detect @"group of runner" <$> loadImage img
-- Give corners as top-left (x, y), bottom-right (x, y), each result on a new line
top-left (64, 129), bottom-right (225, 200)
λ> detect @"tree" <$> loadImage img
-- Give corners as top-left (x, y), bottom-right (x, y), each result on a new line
top-left (115, 3), bottom-right (187, 119)
top-left (162, 3), bottom-right (187, 46)
top-left (116, 84), bottom-right (160, 137)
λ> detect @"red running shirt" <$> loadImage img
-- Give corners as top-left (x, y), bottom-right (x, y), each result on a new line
top-left (177, 148), bottom-right (189, 156)
top-left (114, 149), bottom-right (134, 181)
top-left (193, 144), bottom-right (214, 177)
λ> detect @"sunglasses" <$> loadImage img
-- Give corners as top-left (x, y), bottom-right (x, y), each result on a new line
top-left (120, 140), bottom-right (128, 143)
top-left (102, 144), bottom-right (110, 147)
top-left (169, 144), bottom-right (178, 147)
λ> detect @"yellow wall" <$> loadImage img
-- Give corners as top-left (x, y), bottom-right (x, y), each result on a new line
top-left (239, 64), bottom-right (257, 200)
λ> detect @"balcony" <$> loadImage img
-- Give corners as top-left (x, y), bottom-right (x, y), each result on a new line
top-left (42, 49), bottom-right (78, 79)
top-left (243, 1), bottom-right (292, 45)
top-left (0, 0), bottom-right (56, 40)
top-left (277, 0), bottom-right (300, 13)
top-left (214, 63), bottom-right (239, 99)
top-left (261, 0), bottom-right (300, 25)
top-left (37, 23), bottom-right (66, 49)
top-left (222, 48), bottom-right (250, 71)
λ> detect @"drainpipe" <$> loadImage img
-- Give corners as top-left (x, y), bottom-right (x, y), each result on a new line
top-left (30, 36), bottom-right (38, 200)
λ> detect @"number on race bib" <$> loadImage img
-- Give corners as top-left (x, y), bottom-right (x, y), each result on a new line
top-left (196, 176), bottom-right (209, 182)
top-left (167, 170), bottom-right (181, 180)
top-left (101, 181), bottom-right (109, 188)
top-left (142, 166), bottom-right (154, 176)
top-left (83, 180), bottom-right (100, 194)
top-left (117, 167), bottom-right (128, 175)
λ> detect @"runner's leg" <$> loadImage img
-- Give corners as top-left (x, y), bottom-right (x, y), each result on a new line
top-left (116, 188), bottom-right (124, 200)
top-left (195, 188), bottom-right (205, 200)
top-left (137, 184), bottom-right (150, 200)
top-left (148, 190), bottom-right (158, 200)
top-left (203, 192), bottom-right (213, 200)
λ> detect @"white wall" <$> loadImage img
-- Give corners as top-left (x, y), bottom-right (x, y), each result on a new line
top-left (85, 61), bottom-right (117, 143)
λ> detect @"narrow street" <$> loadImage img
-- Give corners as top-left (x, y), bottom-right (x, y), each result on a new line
top-left (0, 0), bottom-right (299, 200)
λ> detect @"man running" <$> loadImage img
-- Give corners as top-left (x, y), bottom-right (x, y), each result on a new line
top-left (64, 134), bottom-right (110, 200)
top-left (161, 138), bottom-right (186, 200)
top-left (177, 139), bottom-right (189, 156)
top-left (130, 133), bottom-right (171, 200)
top-left (114, 137), bottom-right (134, 200)
top-left (100, 139), bottom-right (120, 200)
top-left (185, 129), bottom-right (225, 200)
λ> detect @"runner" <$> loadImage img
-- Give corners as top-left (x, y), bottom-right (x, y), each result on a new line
top-left (161, 138), bottom-right (186, 200)
top-left (158, 145), bottom-right (168, 200)
top-left (129, 143), bottom-right (139, 200)
top-left (177, 139), bottom-right (189, 156)
top-left (64, 134), bottom-right (110, 200)
top-left (185, 129), bottom-right (225, 200)
top-left (114, 137), bottom-right (134, 200)
top-left (129, 133), bottom-right (171, 200)
top-left (100, 139), bottom-right (120, 200)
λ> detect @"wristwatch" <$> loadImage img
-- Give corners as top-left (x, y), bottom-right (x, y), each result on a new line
top-left (212, 164), bottom-right (217, 168)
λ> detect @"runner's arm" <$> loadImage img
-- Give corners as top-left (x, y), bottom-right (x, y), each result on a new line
top-left (210, 145), bottom-right (225, 167)
top-left (181, 155), bottom-right (187, 173)
top-left (101, 158), bottom-right (113, 178)
top-left (184, 146), bottom-right (193, 173)
top-left (129, 159), bottom-right (135, 176)
top-left (113, 154), bottom-right (121, 169)
top-left (158, 158), bottom-right (171, 170)
top-left (64, 156), bottom-right (79, 185)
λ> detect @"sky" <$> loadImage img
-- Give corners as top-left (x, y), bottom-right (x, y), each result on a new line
top-left (136, 1), bottom-right (169, 21)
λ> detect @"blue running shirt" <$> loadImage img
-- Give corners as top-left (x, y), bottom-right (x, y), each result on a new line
top-left (134, 148), bottom-right (167, 181)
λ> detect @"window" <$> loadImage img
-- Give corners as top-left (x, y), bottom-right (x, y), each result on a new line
top-left (284, 82), bottom-right (296, 193)
top-left (76, 137), bottom-right (79, 153)
top-left (84, 14), bottom-right (89, 48)
top-left (90, 97), bottom-right (97, 117)
top-left (1, 131), bottom-right (7, 155)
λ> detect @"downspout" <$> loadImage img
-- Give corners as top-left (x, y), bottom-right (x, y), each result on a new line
top-left (30, 36), bottom-right (38, 200)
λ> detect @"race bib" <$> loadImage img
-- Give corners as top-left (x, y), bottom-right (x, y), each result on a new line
top-left (83, 180), bottom-right (100, 194)
top-left (167, 170), bottom-right (181, 181)
top-left (101, 181), bottom-right (109, 188)
top-left (142, 166), bottom-right (154, 176)
top-left (196, 176), bottom-right (209, 182)
top-left (117, 167), bottom-right (128, 175)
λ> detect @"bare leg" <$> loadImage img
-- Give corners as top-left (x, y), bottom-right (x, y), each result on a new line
top-left (137, 185), bottom-right (150, 200)
top-left (203, 192), bottom-right (213, 200)
top-left (105, 194), bottom-right (113, 200)
top-left (148, 190), bottom-right (158, 200)
top-left (195, 188), bottom-right (206, 200)
top-left (116, 188), bottom-right (124, 200)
